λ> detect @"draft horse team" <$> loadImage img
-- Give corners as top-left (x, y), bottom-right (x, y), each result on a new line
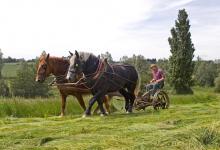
top-left (36, 51), bottom-right (169, 117)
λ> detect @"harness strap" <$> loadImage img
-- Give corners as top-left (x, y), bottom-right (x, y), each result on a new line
top-left (92, 61), bottom-right (106, 80)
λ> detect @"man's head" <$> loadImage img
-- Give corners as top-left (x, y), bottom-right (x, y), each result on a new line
top-left (150, 64), bottom-right (158, 72)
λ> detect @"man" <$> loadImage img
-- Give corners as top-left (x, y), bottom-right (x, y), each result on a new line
top-left (146, 64), bottom-right (165, 95)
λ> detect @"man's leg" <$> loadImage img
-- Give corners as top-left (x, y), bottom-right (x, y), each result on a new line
top-left (145, 83), bottom-right (154, 96)
top-left (152, 82), bottom-right (162, 95)
top-left (146, 83), bottom-right (153, 92)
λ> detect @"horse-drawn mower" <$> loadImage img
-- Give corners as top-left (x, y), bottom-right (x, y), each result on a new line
top-left (134, 89), bottom-right (170, 111)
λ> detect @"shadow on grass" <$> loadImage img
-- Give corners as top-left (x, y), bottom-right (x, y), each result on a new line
top-left (39, 137), bottom-right (62, 146)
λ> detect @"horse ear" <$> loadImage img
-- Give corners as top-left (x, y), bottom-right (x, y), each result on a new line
top-left (46, 54), bottom-right (50, 61)
top-left (104, 58), bottom-right (108, 63)
top-left (41, 51), bottom-right (47, 57)
top-left (75, 50), bottom-right (79, 58)
top-left (69, 51), bottom-right (73, 56)
top-left (80, 55), bottom-right (84, 60)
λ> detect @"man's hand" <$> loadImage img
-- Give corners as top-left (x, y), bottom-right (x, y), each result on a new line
top-left (150, 79), bottom-right (156, 83)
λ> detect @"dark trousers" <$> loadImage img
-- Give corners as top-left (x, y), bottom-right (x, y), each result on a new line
top-left (145, 81), bottom-right (164, 95)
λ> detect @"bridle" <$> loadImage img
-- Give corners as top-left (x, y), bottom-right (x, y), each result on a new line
top-left (37, 62), bottom-right (48, 80)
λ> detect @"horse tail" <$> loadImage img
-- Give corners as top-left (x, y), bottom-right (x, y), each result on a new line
top-left (134, 69), bottom-right (141, 97)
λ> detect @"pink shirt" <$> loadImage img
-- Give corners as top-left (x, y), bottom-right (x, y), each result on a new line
top-left (152, 69), bottom-right (164, 80)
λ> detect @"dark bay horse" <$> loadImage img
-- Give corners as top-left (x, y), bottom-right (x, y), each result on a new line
top-left (66, 51), bottom-right (139, 117)
top-left (35, 52), bottom-right (110, 116)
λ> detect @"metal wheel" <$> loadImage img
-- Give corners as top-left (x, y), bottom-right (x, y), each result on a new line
top-left (134, 91), bottom-right (151, 110)
top-left (134, 97), bottom-right (146, 110)
top-left (152, 90), bottom-right (169, 110)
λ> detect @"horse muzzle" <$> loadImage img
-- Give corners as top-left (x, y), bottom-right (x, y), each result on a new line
top-left (35, 77), bottom-right (44, 83)
top-left (66, 73), bottom-right (76, 82)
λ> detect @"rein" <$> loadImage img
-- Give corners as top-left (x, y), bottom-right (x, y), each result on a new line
top-left (53, 60), bottom-right (105, 90)
top-left (55, 60), bottom-right (136, 91)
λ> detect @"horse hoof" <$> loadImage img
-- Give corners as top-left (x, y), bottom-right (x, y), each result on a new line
top-left (59, 114), bottom-right (64, 117)
top-left (82, 113), bottom-right (91, 118)
top-left (126, 111), bottom-right (132, 114)
top-left (100, 113), bottom-right (108, 117)
top-left (82, 114), bottom-right (87, 118)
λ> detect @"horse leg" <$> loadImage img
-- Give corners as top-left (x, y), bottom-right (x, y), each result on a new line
top-left (93, 106), bottom-right (100, 115)
top-left (60, 94), bottom-right (67, 117)
top-left (119, 89), bottom-right (130, 112)
top-left (127, 84), bottom-right (137, 113)
top-left (97, 95), bottom-right (107, 116)
top-left (75, 94), bottom-right (86, 111)
top-left (104, 95), bottom-right (111, 114)
top-left (127, 93), bottom-right (135, 113)
top-left (93, 95), bottom-right (111, 114)
top-left (84, 91), bottom-right (103, 117)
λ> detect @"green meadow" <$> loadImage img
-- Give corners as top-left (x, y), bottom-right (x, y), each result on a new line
top-left (2, 62), bottom-right (34, 78)
top-left (0, 87), bottom-right (220, 150)
top-left (2, 63), bottom-right (19, 78)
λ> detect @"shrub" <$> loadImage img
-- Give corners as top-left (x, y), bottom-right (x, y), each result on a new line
top-left (10, 61), bottom-right (50, 98)
top-left (214, 74), bottom-right (220, 92)
top-left (0, 79), bottom-right (10, 97)
top-left (194, 61), bottom-right (217, 87)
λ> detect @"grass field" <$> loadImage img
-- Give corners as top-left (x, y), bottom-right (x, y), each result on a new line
top-left (2, 62), bottom-right (35, 78)
top-left (2, 63), bottom-right (19, 78)
top-left (0, 88), bottom-right (220, 149)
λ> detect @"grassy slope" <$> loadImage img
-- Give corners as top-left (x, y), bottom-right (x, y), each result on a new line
top-left (0, 88), bottom-right (220, 150)
top-left (2, 62), bottom-right (34, 78)
top-left (2, 63), bottom-right (19, 78)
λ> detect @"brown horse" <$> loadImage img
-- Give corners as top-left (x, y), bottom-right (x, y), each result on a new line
top-left (35, 52), bottom-right (110, 116)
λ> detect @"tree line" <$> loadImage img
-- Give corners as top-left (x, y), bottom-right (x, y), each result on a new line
top-left (0, 51), bottom-right (220, 98)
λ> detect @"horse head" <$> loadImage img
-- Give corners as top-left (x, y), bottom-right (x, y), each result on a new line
top-left (66, 50), bottom-right (86, 82)
top-left (35, 51), bottom-right (51, 83)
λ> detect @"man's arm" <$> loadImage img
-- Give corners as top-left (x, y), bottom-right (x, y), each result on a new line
top-left (156, 77), bottom-right (165, 83)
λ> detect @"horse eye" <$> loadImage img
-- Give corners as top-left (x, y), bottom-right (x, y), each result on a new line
top-left (42, 64), bottom-right (47, 69)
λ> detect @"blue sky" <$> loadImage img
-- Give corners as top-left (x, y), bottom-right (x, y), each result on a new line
top-left (0, 0), bottom-right (219, 60)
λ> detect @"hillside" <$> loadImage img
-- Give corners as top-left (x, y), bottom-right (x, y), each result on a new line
top-left (2, 62), bottom-right (35, 78)
top-left (0, 88), bottom-right (220, 149)
top-left (2, 63), bottom-right (19, 78)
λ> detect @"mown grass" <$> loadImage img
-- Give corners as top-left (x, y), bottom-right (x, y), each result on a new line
top-left (0, 87), bottom-right (220, 149)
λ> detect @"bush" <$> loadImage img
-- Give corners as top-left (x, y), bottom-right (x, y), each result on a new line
top-left (0, 49), bottom-right (3, 78)
top-left (194, 61), bottom-right (217, 87)
top-left (10, 61), bottom-right (50, 98)
top-left (214, 74), bottom-right (220, 93)
top-left (0, 79), bottom-right (10, 97)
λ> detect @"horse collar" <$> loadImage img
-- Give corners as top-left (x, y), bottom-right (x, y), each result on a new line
top-left (92, 60), bottom-right (105, 80)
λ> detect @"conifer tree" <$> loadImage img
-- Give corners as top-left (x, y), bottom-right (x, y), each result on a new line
top-left (168, 9), bottom-right (195, 94)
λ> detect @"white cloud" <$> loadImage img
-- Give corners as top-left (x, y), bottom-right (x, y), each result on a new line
top-left (0, 0), bottom-right (154, 59)
top-left (0, 0), bottom-right (219, 60)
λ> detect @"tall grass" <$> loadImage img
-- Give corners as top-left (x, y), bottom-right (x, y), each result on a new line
top-left (0, 87), bottom-right (218, 118)
top-left (0, 96), bottom-right (85, 117)
top-left (170, 86), bottom-right (217, 104)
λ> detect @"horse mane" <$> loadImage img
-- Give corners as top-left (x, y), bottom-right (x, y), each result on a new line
top-left (79, 52), bottom-right (95, 62)
top-left (49, 56), bottom-right (69, 65)
top-left (48, 56), bottom-right (69, 76)
top-left (76, 52), bottom-right (100, 75)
